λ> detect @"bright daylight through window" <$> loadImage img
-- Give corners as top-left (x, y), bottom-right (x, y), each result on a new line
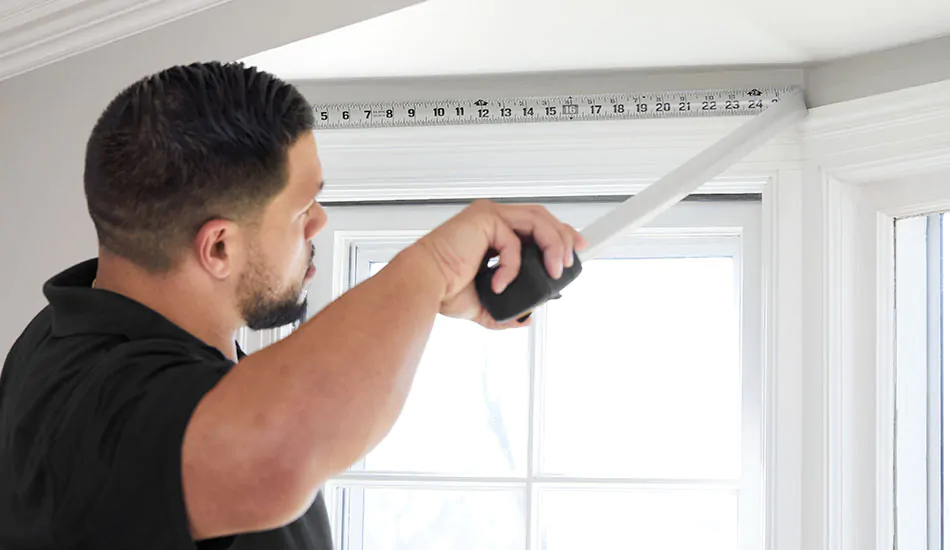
top-left (317, 200), bottom-right (763, 550)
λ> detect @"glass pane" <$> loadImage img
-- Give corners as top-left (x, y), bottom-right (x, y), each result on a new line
top-left (893, 215), bottom-right (931, 548)
top-left (944, 213), bottom-right (949, 550)
top-left (538, 488), bottom-right (737, 550)
top-left (358, 262), bottom-right (530, 475)
top-left (542, 256), bottom-right (740, 479)
top-left (345, 487), bottom-right (524, 550)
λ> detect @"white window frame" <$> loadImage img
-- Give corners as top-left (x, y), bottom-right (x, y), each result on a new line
top-left (804, 171), bottom-right (950, 550)
top-left (799, 78), bottom-right (950, 550)
top-left (314, 199), bottom-right (762, 550)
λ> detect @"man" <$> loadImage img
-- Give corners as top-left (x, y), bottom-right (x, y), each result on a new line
top-left (0, 61), bottom-right (584, 549)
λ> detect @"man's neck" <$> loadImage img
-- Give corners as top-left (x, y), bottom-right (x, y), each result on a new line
top-left (94, 252), bottom-right (240, 362)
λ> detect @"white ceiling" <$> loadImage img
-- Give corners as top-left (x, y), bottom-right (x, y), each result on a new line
top-left (241, 0), bottom-right (950, 80)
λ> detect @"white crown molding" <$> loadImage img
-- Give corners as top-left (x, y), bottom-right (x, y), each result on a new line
top-left (0, 1), bottom-right (85, 33)
top-left (314, 117), bottom-right (804, 202)
top-left (0, 0), bottom-right (236, 82)
top-left (801, 78), bottom-right (950, 185)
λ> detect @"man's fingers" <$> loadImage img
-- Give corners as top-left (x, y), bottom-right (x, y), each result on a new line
top-left (571, 225), bottom-right (589, 251)
top-left (476, 307), bottom-right (534, 330)
top-left (528, 206), bottom-right (574, 277)
top-left (522, 206), bottom-right (577, 269)
top-left (557, 222), bottom-right (576, 267)
top-left (501, 313), bottom-right (533, 329)
top-left (490, 220), bottom-right (523, 294)
top-left (501, 205), bottom-right (567, 279)
top-left (434, 200), bottom-right (582, 329)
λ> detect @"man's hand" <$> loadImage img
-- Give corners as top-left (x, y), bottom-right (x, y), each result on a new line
top-left (414, 200), bottom-right (588, 329)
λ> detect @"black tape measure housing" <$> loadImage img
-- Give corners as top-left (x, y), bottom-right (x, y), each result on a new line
top-left (475, 237), bottom-right (583, 322)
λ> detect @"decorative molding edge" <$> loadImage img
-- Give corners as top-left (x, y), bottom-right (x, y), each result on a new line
top-left (0, 0), bottom-right (236, 82)
top-left (762, 169), bottom-right (806, 550)
top-left (1, 1), bottom-right (82, 32)
top-left (315, 117), bottom-right (803, 202)
top-left (802, 79), bottom-right (950, 185)
top-left (822, 173), bottom-right (847, 550)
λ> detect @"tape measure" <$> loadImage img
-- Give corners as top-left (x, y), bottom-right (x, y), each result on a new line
top-left (469, 87), bottom-right (808, 322)
top-left (310, 86), bottom-right (799, 130)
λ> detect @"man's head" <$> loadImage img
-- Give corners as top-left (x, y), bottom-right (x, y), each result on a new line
top-left (84, 61), bottom-right (326, 330)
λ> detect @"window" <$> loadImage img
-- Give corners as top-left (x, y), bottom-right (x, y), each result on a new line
top-left (894, 212), bottom-right (947, 550)
top-left (317, 199), bottom-right (763, 550)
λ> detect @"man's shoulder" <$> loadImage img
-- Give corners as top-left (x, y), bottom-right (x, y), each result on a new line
top-left (0, 307), bottom-right (236, 548)
top-left (3, 305), bottom-right (54, 364)
top-left (6, 308), bottom-right (225, 374)
top-left (1, 305), bottom-right (62, 402)
top-left (1, 309), bottom-right (233, 430)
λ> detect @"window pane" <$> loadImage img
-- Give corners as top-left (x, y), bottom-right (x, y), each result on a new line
top-left (541, 256), bottom-right (740, 479)
top-left (343, 487), bottom-right (524, 550)
top-left (358, 264), bottom-right (530, 475)
top-left (538, 488), bottom-right (737, 550)
top-left (944, 213), bottom-right (949, 550)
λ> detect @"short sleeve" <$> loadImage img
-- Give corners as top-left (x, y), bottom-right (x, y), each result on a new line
top-left (45, 340), bottom-right (234, 548)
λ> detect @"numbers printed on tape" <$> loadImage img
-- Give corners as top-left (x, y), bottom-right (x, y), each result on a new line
top-left (311, 86), bottom-right (796, 130)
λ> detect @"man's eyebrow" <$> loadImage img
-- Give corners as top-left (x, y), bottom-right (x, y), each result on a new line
top-left (317, 180), bottom-right (325, 194)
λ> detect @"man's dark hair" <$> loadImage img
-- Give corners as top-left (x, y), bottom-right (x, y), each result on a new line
top-left (83, 61), bottom-right (315, 272)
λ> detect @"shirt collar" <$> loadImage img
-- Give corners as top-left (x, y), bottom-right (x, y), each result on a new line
top-left (43, 258), bottom-right (245, 359)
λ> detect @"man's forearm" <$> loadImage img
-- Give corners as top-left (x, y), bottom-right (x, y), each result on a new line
top-left (206, 244), bottom-right (446, 496)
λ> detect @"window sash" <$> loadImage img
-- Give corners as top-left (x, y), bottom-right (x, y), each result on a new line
top-left (318, 200), bottom-right (762, 550)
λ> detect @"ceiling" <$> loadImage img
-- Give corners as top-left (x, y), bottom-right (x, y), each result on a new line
top-left (240, 0), bottom-right (950, 80)
top-left (2, 0), bottom-right (949, 84)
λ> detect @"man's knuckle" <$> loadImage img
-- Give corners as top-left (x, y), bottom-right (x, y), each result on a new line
top-left (471, 198), bottom-right (493, 211)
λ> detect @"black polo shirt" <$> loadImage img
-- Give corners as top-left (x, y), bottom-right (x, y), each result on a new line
top-left (0, 259), bottom-right (332, 549)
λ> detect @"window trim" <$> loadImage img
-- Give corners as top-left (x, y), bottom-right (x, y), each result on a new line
top-left (799, 77), bottom-right (950, 550)
top-left (813, 172), bottom-right (950, 550)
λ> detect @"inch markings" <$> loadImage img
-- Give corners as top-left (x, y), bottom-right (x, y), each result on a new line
top-left (311, 86), bottom-right (798, 130)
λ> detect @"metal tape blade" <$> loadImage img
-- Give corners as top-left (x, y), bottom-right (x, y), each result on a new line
top-left (576, 88), bottom-right (807, 262)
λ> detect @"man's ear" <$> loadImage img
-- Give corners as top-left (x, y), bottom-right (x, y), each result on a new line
top-left (194, 219), bottom-right (240, 280)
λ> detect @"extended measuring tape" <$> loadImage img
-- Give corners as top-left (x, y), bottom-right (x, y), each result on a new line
top-left (311, 85), bottom-right (807, 321)
top-left (310, 86), bottom-right (798, 130)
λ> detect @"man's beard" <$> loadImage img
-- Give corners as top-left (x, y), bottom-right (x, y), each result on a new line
top-left (238, 252), bottom-right (311, 331)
